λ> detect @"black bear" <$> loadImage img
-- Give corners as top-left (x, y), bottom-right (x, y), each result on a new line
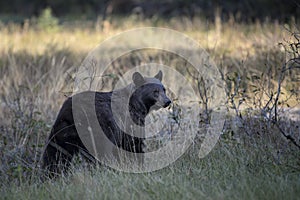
top-left (42, 71), bottom-right (171, 176)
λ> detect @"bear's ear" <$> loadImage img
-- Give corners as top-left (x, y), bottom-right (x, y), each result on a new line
top-left (154, 70), bottom-right (163, 81)
top-left (132, 72), bottom-right (145, 87)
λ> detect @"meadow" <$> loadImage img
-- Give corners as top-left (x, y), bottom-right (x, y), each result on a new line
top-left (0, 15), bottom-right (299, 199)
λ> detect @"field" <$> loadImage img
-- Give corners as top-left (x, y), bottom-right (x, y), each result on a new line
top-left (0, 16), bottom-right (300, 199)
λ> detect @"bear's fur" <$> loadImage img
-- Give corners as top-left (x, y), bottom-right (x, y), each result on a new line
top-left (42, 71), bottom-right (171, 176)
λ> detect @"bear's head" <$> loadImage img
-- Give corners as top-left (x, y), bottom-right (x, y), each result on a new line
top-left (130, 71), bottom-right (171, 115)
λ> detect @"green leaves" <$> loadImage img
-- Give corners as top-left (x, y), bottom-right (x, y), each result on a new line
top-left (37, 8), bottom-right (59, 32)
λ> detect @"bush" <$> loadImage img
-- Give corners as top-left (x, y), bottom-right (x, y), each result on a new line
top-left (37, 7), bottom-right (59, 32)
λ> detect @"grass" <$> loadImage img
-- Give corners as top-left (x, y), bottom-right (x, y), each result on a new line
top-left (0, 17), bottom-right (299, 199)
top-left (1, 141), bottom-right (299, 199)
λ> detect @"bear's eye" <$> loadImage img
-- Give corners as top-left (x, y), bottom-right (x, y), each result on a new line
top-left (153, 90), bottom-right (159, 97)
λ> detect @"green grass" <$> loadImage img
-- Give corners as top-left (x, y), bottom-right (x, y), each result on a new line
top-left (1, 141), bottom-right (299, 200)
top-left (0, 17), bottom-right (299, 199)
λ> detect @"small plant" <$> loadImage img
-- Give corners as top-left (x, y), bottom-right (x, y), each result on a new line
top-left (37, 7), bottom-right (59, 32)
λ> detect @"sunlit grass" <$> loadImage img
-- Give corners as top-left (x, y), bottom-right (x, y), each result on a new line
top-left (0, 19), bottom-right (291, 57)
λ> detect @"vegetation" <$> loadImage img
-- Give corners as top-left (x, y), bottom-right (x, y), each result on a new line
top-left (0, 0), bottom-right (298, 22)
top-left (0, 7), bottom-right (299, 200)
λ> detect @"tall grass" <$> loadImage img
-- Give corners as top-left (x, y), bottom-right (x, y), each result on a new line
top-left (0, 17), bottom-right (299, 199)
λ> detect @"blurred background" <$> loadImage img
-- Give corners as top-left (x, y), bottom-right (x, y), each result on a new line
top-left (0, 0), bottom-right (299, 24)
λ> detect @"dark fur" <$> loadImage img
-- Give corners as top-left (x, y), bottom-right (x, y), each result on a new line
top-left (42, 71), bottom-right (171, 176)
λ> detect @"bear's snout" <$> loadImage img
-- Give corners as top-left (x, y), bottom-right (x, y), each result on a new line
top-left (163, 98), bottom-right (172, 108)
